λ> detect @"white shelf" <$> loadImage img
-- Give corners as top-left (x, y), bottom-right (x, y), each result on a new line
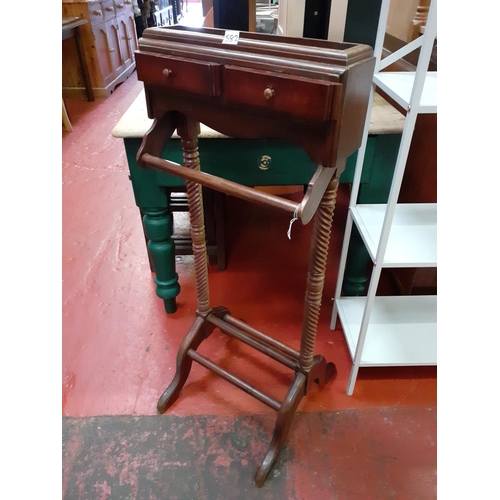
top-left (331, 0), bottom-right (437, 394)
top-left (351, 203), bottom-right (437, 267)
top-left (373, 72), bottom-right (437, 113)
top-left (336, 296), bottom-right (437, 366)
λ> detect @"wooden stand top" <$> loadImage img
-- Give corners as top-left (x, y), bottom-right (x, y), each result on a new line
top-left (135, 26), bottom-right (376, 174)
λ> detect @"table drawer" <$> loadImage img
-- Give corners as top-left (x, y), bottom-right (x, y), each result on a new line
top-left (89, 2), bottom-right (105, 24)
top-left (113, 0), bottom-right (128, 15)
top-left (102, 0), bottom-right (116, 21)
top-left (136, 53), bottom-right (222, 97)
top-left (223, 66), bottom-right (340, 122)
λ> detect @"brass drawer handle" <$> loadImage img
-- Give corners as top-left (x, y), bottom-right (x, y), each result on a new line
top-left (116, 3), bottom-right (124, 8)
top-left (105, 7), bottom-right (114, 12)
top-left (162, 69), bottom-right (172, 78)
top-left (124, 0), bottom-right (132, 4)
top-left (263, 87), bottom-right (274, 100)
top-left (92, 10), bottom-right (102, 16)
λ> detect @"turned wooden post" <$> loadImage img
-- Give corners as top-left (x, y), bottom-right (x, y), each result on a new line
top-left (177, 116), bottom-right (211, 315)
top-left (299, 177), bottom-right (340, 372)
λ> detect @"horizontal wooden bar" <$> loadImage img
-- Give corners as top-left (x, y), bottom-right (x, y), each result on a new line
top-left (187, 349), bottom-right (281, 411)
top-left (207, 315), bottom-right (298, 370)
top-left (223, 314), bottom-right (301, 360)
top-left (141, 153), bottom-right (299, 215)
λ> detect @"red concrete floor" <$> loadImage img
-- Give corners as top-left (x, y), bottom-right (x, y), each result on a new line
top-left (62, 70), bottom-right (437, 498)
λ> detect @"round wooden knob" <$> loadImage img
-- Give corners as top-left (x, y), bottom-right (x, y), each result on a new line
top-left (162, 69), bottom-right (172, 78)
top-left (263, 87), bottom-right (274, 100)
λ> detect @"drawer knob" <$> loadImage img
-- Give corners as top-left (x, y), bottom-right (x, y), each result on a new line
top-left (263, 87), bottom-right (274, 100)
top-left (92, 10), bottom-right (102, 16)
top-left (162, 69), bottom-right (172, 78)
top-left (105, 7), bottom-right (113, 12)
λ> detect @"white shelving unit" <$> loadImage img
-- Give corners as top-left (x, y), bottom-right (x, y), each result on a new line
top-left (331, 0), bottom-right (437, 395)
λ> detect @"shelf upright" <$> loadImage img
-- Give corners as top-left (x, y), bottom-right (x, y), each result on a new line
top-left (331, 0), bottom-right (437, 395)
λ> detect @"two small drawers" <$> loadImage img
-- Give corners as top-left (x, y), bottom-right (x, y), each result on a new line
top-left (136, 53), bottom-right (341, 122)
top-left (90, 0), bottom-right (133, 24)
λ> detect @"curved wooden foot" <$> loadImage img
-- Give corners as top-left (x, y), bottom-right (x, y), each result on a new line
top-left (158, 316), bottom-right (209, 413)
top-left (324, 361), bottom-right (337, 384)
top-left (254, 372), bottom-right (307, 487)
top-left (208, 305), bottom-right (231, 321)
top-left (308, 355), bottom-right (337, 390)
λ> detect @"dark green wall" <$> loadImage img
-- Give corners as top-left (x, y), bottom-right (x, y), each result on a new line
top-left (343, 0), bottom-right (383, 47)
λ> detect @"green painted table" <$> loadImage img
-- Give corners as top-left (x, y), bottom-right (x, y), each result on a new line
top-left (113, 91), bottom-right (403, 313)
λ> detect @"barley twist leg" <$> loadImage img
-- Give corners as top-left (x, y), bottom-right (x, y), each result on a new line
top-left (157, 117), bottom-right (212, 413)
top-left (179, 119), bottom-right (211, 315)
top-left (299, 177), bottom-right (339, 378)
top-left (255, 177), bottom-right (340, 485)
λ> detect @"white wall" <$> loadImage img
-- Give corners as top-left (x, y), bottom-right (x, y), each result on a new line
top-left (277, 0), bottom-right (349, 40)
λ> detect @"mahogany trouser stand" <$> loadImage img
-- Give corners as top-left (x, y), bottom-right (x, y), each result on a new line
top-left (135, 26), bottom-right (375, 487)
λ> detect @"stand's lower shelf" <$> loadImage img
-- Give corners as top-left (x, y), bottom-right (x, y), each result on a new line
top-left (351, 203), bottom-right (437, 267)
top-left (336, 295), bottom-right (437, 366)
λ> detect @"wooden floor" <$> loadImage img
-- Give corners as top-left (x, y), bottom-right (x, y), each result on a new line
top-left (61, 68), bottom-right (437, 498)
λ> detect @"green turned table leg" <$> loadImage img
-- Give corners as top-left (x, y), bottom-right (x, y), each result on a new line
top-left (342, 226), bottom-right (370, 295)
top-left (125, 137), bottom-right (183, 313)
top-left (142, 207), bottom-right (180, 314)
top-left (341, 133), bottom-right (402, 296)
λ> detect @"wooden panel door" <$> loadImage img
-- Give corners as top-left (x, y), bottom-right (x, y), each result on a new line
top-left (94, 21), bottom-right (116, 87)
top-left (117, 14), bottom-right (134, 68)
top-left (94, 19), bottom-right (125, 87)
top-left (124, 11), bottom-right (138, 60)
top-left (108, 19), bottom-right (126, 77)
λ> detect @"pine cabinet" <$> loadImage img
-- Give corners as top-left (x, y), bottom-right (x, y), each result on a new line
top-left (62, 0), bottom-right (138, 98)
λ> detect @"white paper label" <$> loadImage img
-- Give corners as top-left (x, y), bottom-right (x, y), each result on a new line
top-left (222, 30), bottom-right (240, 45)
